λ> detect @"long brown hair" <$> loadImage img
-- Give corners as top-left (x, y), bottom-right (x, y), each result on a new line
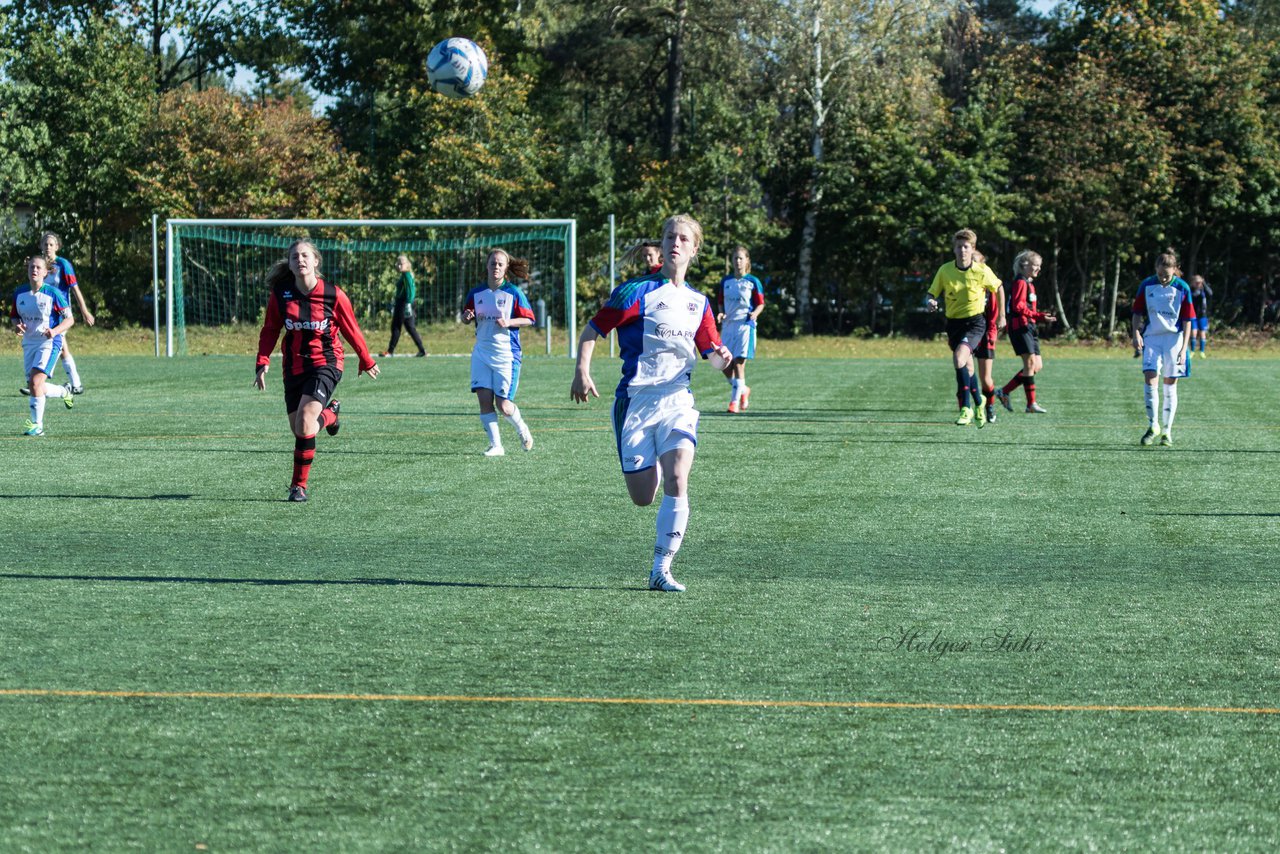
top-left (267, 240), bottom-right (323, 289)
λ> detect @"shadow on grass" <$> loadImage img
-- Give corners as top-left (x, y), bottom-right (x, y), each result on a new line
top-left (1152, 511), bottom-right (1280, 518)
top-left (0, 572), bottom-right (622, 591)
top-left (0, 493), bottom-right (199, 501)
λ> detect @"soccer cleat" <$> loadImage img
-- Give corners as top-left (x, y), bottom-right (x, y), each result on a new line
top-left (23, 421), bottom-right (43, 437)
top-left (415, 350), bottom-right (427, 357)
top-left (70, 386), bottom-right (83, 395)
top-left (484, 444), bottom-right (506, 457)
top-left (995, 388), bottom-right (1013, 412)
top-left (985, 404), bottom-right (996, 424)
top-left (1140, 427), bottom-right (1157, 446)
top-left (287, 485), bottom-right (308, 502)
top-left (18, 386), bottom-right (31, 396)
top-left (1026, 403), bottom-right (1048, 414)
top-left (727, 401), bottom-right (739, 414)
top-left (325, 399), bottom-right (341, 436)
top-left (648, 567), bottom-right (686, 592)
top-left (976, 402), bottom-right (987, 428)
top-left (518, 427), bottom-right (534, 452)
top-left (379, 351), bottom-right (392, 357)
top-left (1159, 432), bottom-right (1173, 446)
top-left (955, 406), bottom-right (974, 426)
top-left (63, 385), bottom-right (75, 409)
top-left (740, 385), bottom-right (751, 410)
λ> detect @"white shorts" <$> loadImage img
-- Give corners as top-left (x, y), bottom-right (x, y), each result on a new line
top-left (1142, 333), bottom-right (1189, 379)
top-left (23, 337), bottom-right (62, 377)
top-left (612, 389), bottom-right (699, 473)
top-left (721, 319), bottom-right (756, 359)
top-left (470, 351), bottom-right (520, 400)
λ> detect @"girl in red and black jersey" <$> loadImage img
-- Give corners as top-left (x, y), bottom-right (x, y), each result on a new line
top-left (255, 240), bottom-right (380, 502)
top-left (995, 250), bottom-right (1056, 414)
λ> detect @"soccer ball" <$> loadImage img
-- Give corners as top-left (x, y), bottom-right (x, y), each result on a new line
top-left (426, 37), bottom-right (489, 99)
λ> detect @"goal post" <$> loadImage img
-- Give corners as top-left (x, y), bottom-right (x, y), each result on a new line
top-left (161, 218), bottom-right (577, 357)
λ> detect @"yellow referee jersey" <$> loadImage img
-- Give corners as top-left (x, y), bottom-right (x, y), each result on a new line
top-left (928, 261), bottom-right (1002, 319)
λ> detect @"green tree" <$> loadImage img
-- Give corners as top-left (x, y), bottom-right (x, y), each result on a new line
top-left (10, 15), bottom-right (154, 321)
top-left (132, 88), bottom-right (366, 219)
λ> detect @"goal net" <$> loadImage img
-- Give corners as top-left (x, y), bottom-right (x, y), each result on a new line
top-left (162, 218), bottom-right (577, 356)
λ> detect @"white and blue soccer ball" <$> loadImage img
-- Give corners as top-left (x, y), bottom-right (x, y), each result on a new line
top-left (426, 37), bottom-right (489, 99)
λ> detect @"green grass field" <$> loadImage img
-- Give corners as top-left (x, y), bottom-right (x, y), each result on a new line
top-left (2, 346), bottom-right (1278, 850)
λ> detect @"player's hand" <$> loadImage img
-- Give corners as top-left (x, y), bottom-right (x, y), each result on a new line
top-left (495, 316), bottom-right (510, 328)
top-left (14, 323), bottom-right (25, 336)
top-left (997, 317), bottom-right (1007, 332)
top-left (84, 312), bottom-right (96, 327)
top-left (925, 297), bottom-right (939, 313)
top-left (571, 372), bottom-right (598, 403)
top-left (254, 365), bottom-right (267, 390)
top-left (363, 363), bottom-right (381, 379)
top-left (1043, 314), bottom-right (1057, 324)
top-left (716, 313), bottom-right (725, 324)
top-left (41, 327), bottom-right (54, 339)
top-left (708, 344), bottom-right (733, 371)
top-left (462, 308), bottom-right (475, 322)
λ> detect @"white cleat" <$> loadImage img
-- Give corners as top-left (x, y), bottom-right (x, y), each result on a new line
top-left (518, 428), bottom-right (534, 452)
top-left (484, 444), bottom-right (506, 457)
top-left (648, 568), bottom-right (686, 592)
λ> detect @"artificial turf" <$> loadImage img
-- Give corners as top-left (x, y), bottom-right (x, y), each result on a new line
top-left (1, 351), bottom-right (1277, 850)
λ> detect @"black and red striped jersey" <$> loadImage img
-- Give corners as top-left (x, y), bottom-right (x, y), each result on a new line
top-left (256, 278), bottom-right (376, 376)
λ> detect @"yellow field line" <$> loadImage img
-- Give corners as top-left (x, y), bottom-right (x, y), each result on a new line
top-left (1, 688), bottom-right (1276, 715)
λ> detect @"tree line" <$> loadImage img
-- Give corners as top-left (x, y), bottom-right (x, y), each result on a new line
top-left (2, 0), bottom-right (1279, 338)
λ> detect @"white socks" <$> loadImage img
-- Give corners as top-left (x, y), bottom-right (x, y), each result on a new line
top-left (729, 378), bottom-right (741, 404)
top-left (63, 353), bottom-right (80, 388)
top-left (29, 394), bottom-right (45, 428)
top-left (480, 412), bottom-right (501, 448)
top-left (44, 383), bottom-right (68, 399)
top-left (503, 404), bottom-right (528, 434)
top-left (1144, 383), bottom-right (1157, 428)
top-left (652, 495), bottom-right (690, 575)
top-left (1162, 383), bottom-right (1178, 433)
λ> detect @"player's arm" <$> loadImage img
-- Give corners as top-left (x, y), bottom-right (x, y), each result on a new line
top-left (255, 293), bottom-right (285, 388)
top-left (925, 270), bottom-right (943, 312)
top-left (695, 302), bottom-right (732, 370)
top-left (47, 303), bottom-right (74, 338)
top-left (571, 326), bottom-right (601, 402)
top-left (9, 301), bottom-right (22, 335)
top-left (994, 284), bottom-right (1007, 331)
top-left (497, 288), bottom-right (536, 329)
top-left (71, 285), bottom-right (94, 326)
top-left (748, 278), bottom-right (765, 322)
top-left (333, 288), bottom-right (380, 378)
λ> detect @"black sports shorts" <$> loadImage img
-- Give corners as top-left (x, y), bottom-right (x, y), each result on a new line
top-left (283, 365), bottom-right (343, 414)
top-left (946, 315), bottom-right (987, 353)
top-left (1009, 325), bottom-right (1041, 357)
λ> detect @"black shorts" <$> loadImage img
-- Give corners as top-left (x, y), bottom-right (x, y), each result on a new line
top-left (1009, 325), bottom-right (1041, 357)
top-left (946, 315), bottom-right (987, 353)
top-left (973, 332), bottom-right (997, 360)
top-left (283, 365), bottom-right (342, 414)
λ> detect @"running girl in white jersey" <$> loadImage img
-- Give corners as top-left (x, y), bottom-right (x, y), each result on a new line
top-left (571, 214), bottom-right (733, 592)
top-left (11, 256), bottom-right (74, 436)
top-left (716, 245), bottom-right (765, 413)
top-left (463, 249), bottom-right (536, 456)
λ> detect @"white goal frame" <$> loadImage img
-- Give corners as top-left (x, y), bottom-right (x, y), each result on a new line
top-left (160, 217), bottom-right (578, 357)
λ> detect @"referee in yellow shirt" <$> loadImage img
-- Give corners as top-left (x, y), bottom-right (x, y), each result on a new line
top-left (925, 229), bottom-right (1004, 426)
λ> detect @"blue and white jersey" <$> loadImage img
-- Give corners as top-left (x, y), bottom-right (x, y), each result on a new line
top-left (717, 274), bottom-right (764, 324)
top-left (1132, 276), bottom-right (1195, 337)
top-left (43, 257), bottom-right (78, 299)
top-left (11, 284), bottom-right (71, 344)
top-left (464, 282), bottom-right (536, 367)
top-left (588, 275), bottom-right (723, 399)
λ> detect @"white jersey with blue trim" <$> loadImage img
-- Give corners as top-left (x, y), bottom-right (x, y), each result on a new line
top-left (587, 276), bottom-right (722, 399)
top-left (12, 285), bottom-right (71, 344)
top-left (718, 274), bottom-right (763, 323)
top-left (1134, 275), bottom-right (1194, 337)
top-left (464, 282), bottom-right (536, 367)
